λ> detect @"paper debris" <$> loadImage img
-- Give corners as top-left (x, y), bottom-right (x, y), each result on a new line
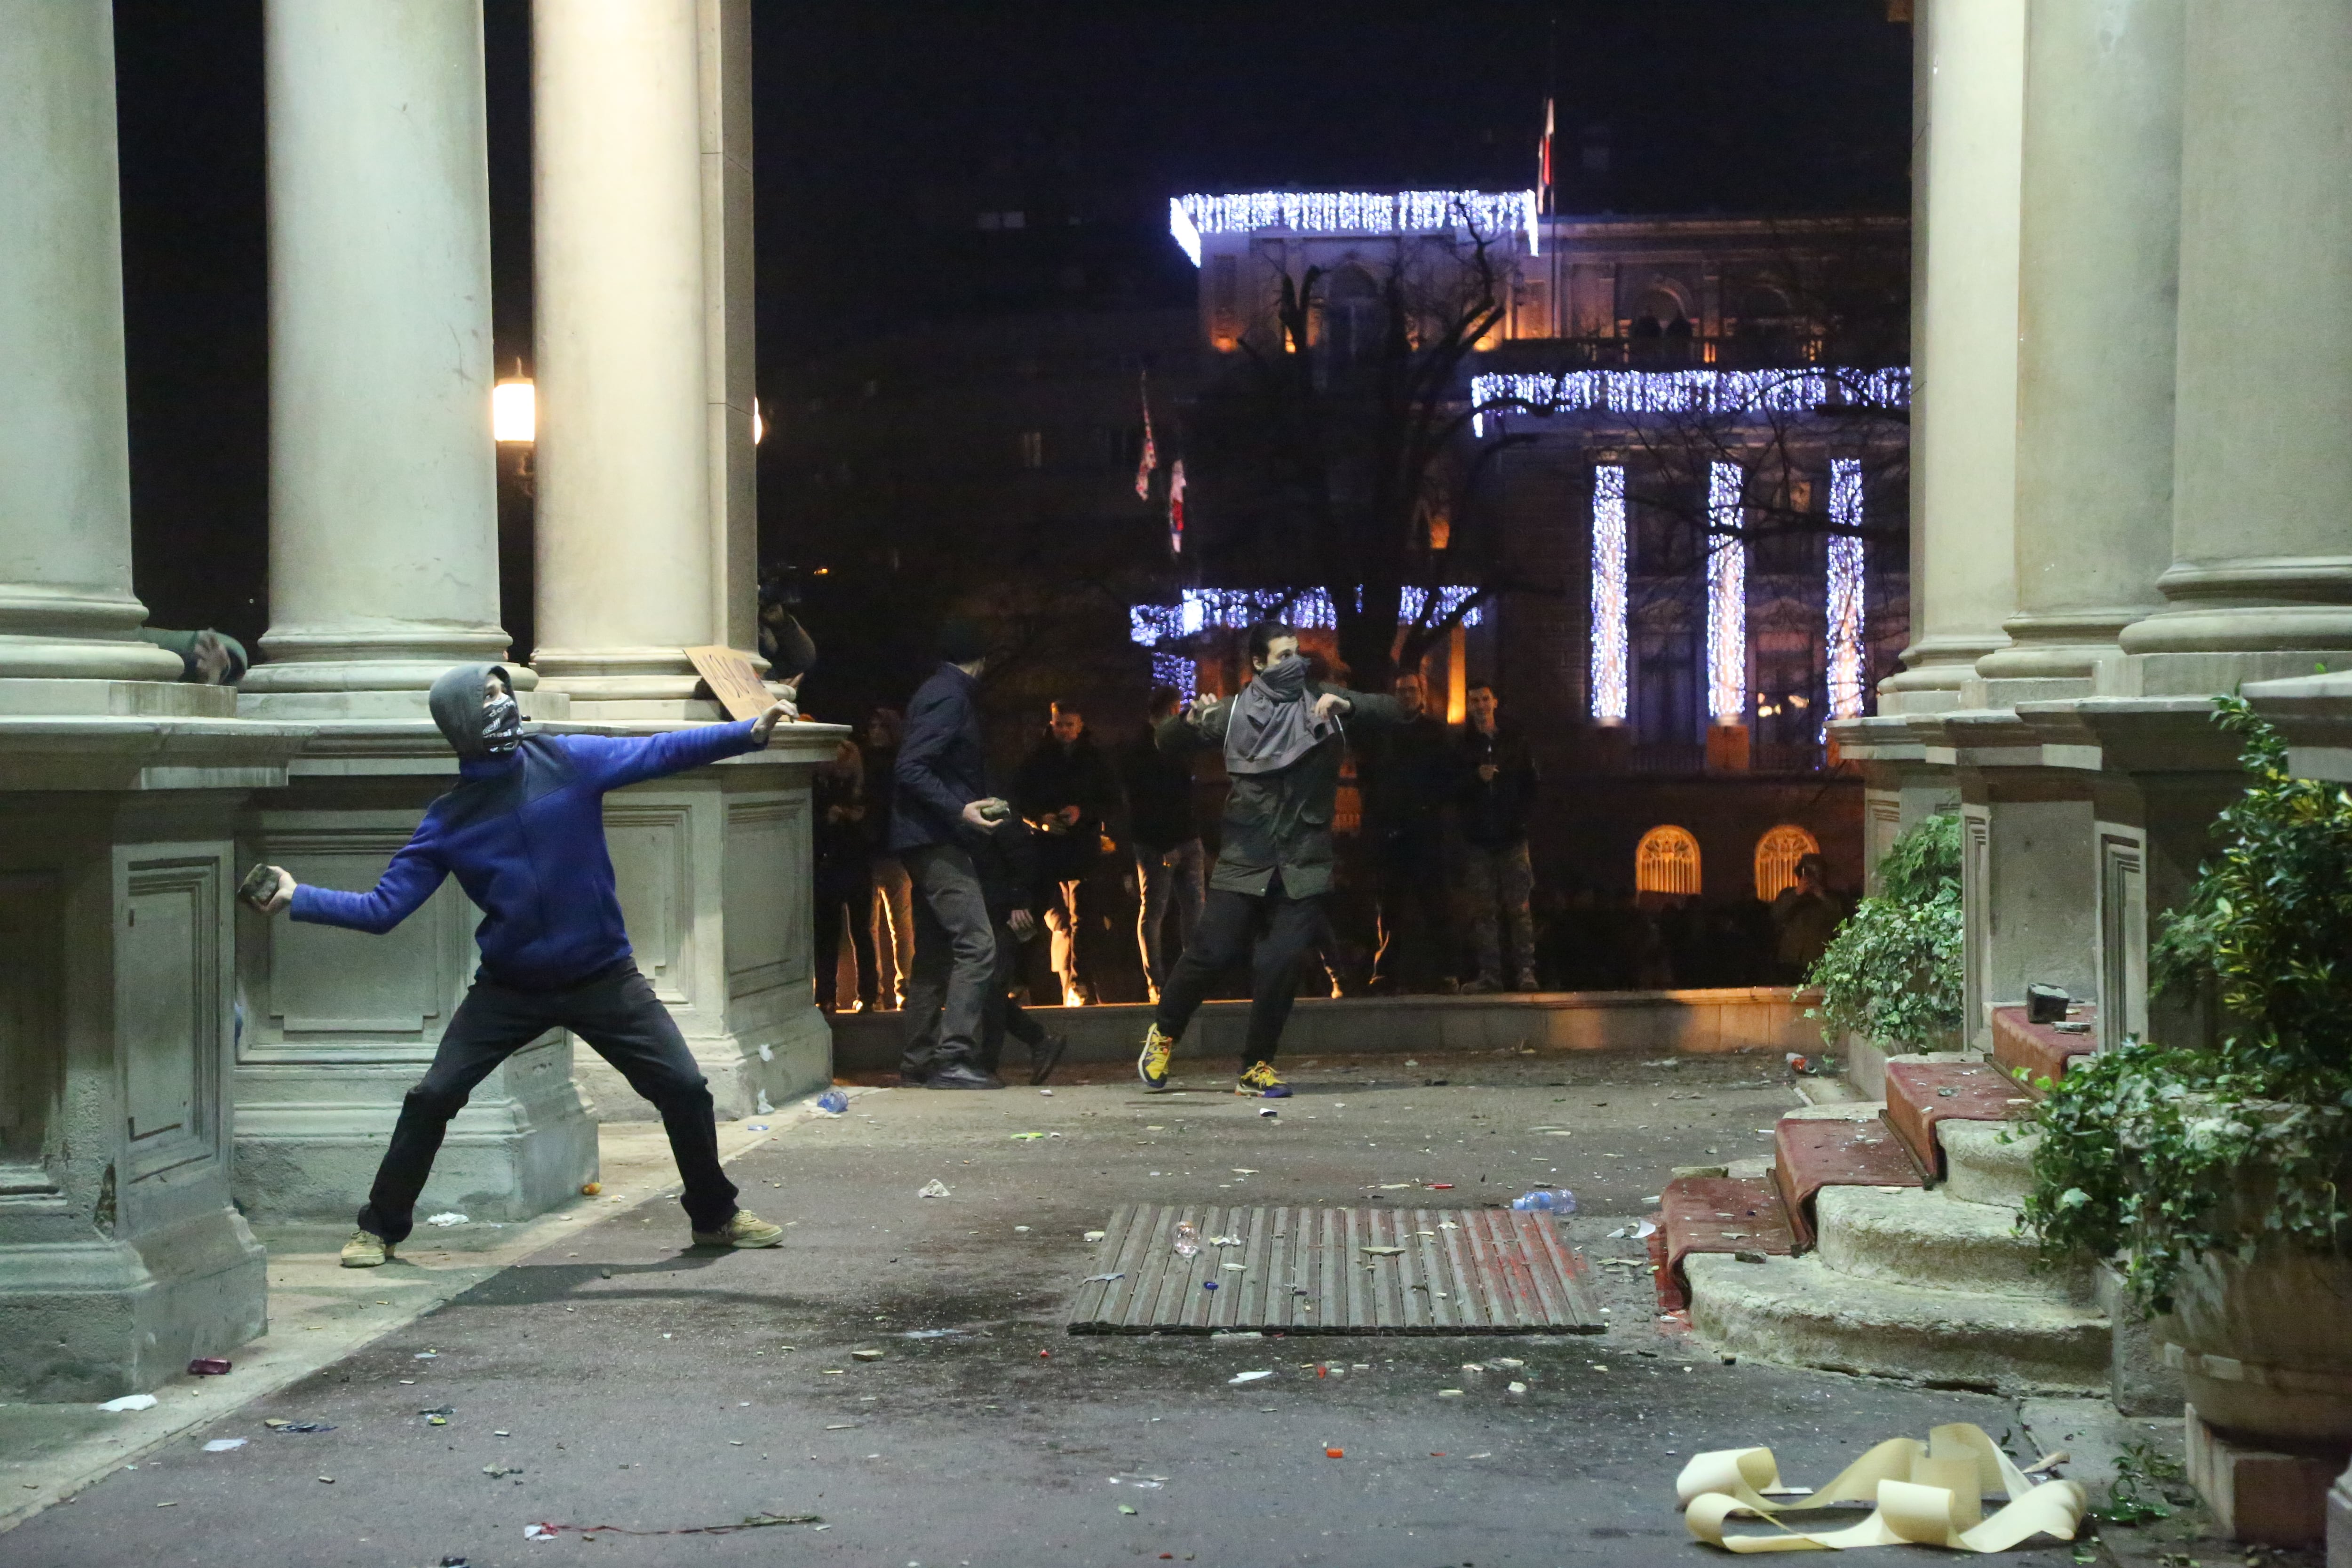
top-left (201, 1439), bottom-right (246, 1452)
top-left (98, 1394), bottom-right (158, 1413)
top-left (917, 1179), bottom-right (952, 1198)
top-left (423, 1211), bottom-right (469, 1227)
top-left (1227, 1369), bottom-right (1273, 1385)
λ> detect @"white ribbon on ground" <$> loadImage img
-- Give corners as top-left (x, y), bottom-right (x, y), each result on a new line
top-left (1676, 1423), bottom-right (2086, 1552)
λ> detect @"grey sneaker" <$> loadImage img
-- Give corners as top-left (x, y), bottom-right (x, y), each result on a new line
top-left (692, 1209), bottom-right (784, 1249)
top-left (339, 1229), bottom-right (391, 1268)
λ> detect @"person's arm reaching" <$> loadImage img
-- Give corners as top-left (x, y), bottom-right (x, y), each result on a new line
top-left (1157, 699), bottom-right (1224, 755)
top-left (565, 703), bottom-right (789, 793)
top-left (284, 835), bottom-right (449, 934)
top-left (1317, 687), bottom-right (1404, 733)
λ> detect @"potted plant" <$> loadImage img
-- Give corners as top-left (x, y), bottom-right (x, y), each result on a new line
top-left (1802, 811), bottom-right (1964, 1086)
top-left (2022, 697), bottom-right (2352, 1443)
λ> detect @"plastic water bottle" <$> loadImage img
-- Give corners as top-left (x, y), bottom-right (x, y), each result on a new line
top-left (814, 1089), bottom-right (849, 1115)
top-left (1510, 1188), bottom-right (1577, 1214)
top-left (1172, 1220), bottom-right (1201, 1257)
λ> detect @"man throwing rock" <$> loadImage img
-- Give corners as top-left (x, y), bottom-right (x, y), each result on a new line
top-left (1137, 623), bottom-right (1401, 1097)
top-left (252, 664), bottom-right (794, 1267)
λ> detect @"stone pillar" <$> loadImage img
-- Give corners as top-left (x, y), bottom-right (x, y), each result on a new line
top-left (0, 1), bottom-right (299, 1400)
top-left (532, 0), bottom-right (725, 717)
top-left (0, 0), bottom-right (192, 713)
top-left (2119, 1), bottom-right (2352, 688)
top-left (1974, 0), bottom-right (2183, 701)
top-left (1877, 0), bottom-right (2025, 712)
top-left (239, 0), bottom-right (530, 716)
top-left (530, 0), bottom-right (834, 1117)
top-left (231, 0), bottom-right (595, 1224)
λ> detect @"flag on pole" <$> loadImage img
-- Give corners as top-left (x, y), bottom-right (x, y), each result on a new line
top-left (1538, 97), bottom-right (1555, 213)
top-left (1167, 459), bottom-right (1186, 555)
top-left (1134, 370), bottom-right (1157, 500)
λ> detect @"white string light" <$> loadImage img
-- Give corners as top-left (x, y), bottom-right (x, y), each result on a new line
top-left (1128, 587), bottom-right (1484, 648)
top-left (1589, 465), bottom-right (1628, 722)
top-left (1469, 366), bottom-right (1909, 437)
top-left (1150, 651), bottom-right (1198, 702)
top-left (1169, 190), bottom-right (1540, 267)
top-left (1826, 457), bottom-right (1867, 722)
top-left (1706, 462), bottom-right (1748, 723)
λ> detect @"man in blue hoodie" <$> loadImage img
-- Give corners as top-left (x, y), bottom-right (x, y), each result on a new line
top-left (254, 664), bottom-right (794, 1268)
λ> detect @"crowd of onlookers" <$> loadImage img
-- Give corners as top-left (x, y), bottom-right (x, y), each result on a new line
top-left (803, 668), bottom-right (1847, 1010)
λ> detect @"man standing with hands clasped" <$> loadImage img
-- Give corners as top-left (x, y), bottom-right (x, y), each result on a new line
top-left (1137, 622), bottom-right (1401, 1098)
top-left (250, 663), bottom-right (796, 1267)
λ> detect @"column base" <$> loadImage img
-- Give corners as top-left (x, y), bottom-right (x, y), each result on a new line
top-left (0, 678), bottom-right (233, 717)
top-left (0, 1211), bottom-right (267, 1401)
top-left (236, 749), bottom-right (598, 1225)
top-left (2188, 1403), bottom-right (2345, 1547)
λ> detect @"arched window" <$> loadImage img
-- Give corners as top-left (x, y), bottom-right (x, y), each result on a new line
top-left (1321, 267), bottom-right (1383, 364)
top-left (1635, 826), bottom-right (1702, 897)
top-left (1754, 824), bottom-right (1821, 901)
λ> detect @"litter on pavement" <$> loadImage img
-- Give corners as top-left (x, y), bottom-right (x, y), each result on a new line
top-left (98, 1395), bottom-right (158, 1412)
top-left (1510, 1189), bottom-right (1576, 1213)
top-left (264, 1419), bottom-right (335, 1433)
top-left (200, 1439), bottom-right (246, 1452)
top-left (424, 1211), bottom-right (469, 1227)
top-left (1608, 1219), bottom-right (1660, 1240)
top-left (1227, 1369), bottom-right (1273, 1385)
top-left (814, 1089), bottom-right (850, 1114)
top-left (524, 1512), bottom-right (822, 1541)
top-left (187, 1357), bottom-right (231, 1376)
top-left (917, 1179), bottom-right (952, 1198)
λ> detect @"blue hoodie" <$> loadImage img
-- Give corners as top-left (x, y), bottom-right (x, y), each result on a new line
top-left (292, 722), bottom-right (765, 990)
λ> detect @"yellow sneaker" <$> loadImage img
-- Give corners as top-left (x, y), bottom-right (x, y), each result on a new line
top-left (1136, 1023), bottom-right (1176, 1091)
top-left (1235, 1061), bottom-right (1292, 1098)
top-left (339, 1229), bottom-right (391, 1268)
top-left (692, 1209), bottom-right (785, 1248)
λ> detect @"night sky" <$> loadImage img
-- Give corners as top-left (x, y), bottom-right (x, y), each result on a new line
top-left (107, 0), bottom-right (1910, 648)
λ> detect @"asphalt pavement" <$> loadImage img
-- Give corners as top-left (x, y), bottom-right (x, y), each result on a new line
top-left (0, 1049), bottom-right (2113, 1568)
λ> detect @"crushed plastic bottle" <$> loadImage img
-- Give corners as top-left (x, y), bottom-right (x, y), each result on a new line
top-left (1172, 1220), bottom-right (1201, 1258)
top-left (814, 1089), bottom-right (849, 1115)
top-left (1510, 1188), bottom-right (1576, 1214)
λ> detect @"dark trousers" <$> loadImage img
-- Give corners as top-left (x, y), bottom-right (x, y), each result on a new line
top-left (358, 963), bottom-right (737, 1244)
top-left (899, 842), bottom-right (996, 1078)
top-left (1372, 829), bottom-right (1453, 993)
top-left (1154, 878), bottom-right (1325, 1066)
top-left (813, 860), bottom-right (880, 1010)
top-left (978, 916), bottom-right (1048, 1074)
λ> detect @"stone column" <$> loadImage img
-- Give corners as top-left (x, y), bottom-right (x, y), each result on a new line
top-left (0, 0), bottom-right (297, 1400)
top-left (532, 0), bottom-right (722, 717)
top-left (699, 0), bottom-right (760, 661)
top-left (239, 0), bottom-right (526, 716)
top-left (1876, 0), bottom-right (2025, 712)
top-left (0, 0), bottom-right (190, 712)
top-left (1974, 0), bottom-right (2183, 701)
top-left (2119, 0), bottom-right (2352, 687)
top-left (231, 0), bottom-right (594, 1224)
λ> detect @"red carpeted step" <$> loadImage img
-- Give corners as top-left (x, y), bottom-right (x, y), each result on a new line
top-left (1990, 1003), bottom-right (2096, 1089)
top-left (1882, 1058), bottom-right (2036, 1181)
top-left (1649, 1176), bottom-right (1796, 1313)
top-left (1772, 1114), bottom-right (1922, 1250)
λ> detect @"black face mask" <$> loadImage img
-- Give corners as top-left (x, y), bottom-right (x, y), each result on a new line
top-left (481, 692), bottom-right (521, 756)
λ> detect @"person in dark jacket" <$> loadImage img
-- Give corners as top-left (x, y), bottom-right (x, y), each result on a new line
top-left (1361, 670), bottom-right (1455, 994)
top-left (892, 620), bottom-right (1013, 1089)
top-left (970, 813), bottom-right (1067, 1084)
top-left (1137, 622), bottom-right (1402, 1098)
top-left (253, 663), bottom-right (794, 1267)
top-left (812, 737), bottom-right (880, 1011)
top-left (1014, 701), bottom-right (1120, 1006)
top-left (1115, 684), bottom-right (1204, 1004)
top-left (1453, 682), bottom-right (1542, 992)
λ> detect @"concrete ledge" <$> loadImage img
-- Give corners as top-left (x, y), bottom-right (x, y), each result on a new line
top-left (1813, 1186), bottom-right (2085, 1302)
top-left (2188, 1401), bottom-right (2346, 1546)
top-left (1939, 1122), bottom-right (2037, 1208)
top-left (827, 986), bottom-right (1813, 1074)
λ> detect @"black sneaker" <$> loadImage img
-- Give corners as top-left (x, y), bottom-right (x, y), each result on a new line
top-left (897, 1068), bottom-right (930, 1087)
top-left (926, 1064), bottom-right (1004, 1090)
top-left (1029, 1033), bottom-right (1068, 1086)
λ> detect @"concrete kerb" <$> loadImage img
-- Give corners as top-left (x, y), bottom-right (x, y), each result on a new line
top-left (0, 1087), bottom-right (873, 1537)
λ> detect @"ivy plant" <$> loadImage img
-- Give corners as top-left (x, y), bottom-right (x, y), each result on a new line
top-left (2022, 696), bottom-right (2352, 1314)
top-left (1802, 811), bottom-right (1963, 1053)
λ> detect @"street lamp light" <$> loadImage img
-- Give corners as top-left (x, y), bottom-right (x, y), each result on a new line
top-left (493, 377), bottom-right (536, 444)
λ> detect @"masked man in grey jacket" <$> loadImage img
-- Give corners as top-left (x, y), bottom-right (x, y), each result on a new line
top-left (1136, 622), bottom-right (1401, 1097)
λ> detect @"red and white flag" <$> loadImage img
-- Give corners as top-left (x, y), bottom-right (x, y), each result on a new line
top-left (1135, 370), bottom-right (1157, 500)
top-left (1167, 459), bottom-right (1186, 554)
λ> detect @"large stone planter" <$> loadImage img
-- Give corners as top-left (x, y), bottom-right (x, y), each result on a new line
top-left (2161, 1242), bottom-right (2352, 1445)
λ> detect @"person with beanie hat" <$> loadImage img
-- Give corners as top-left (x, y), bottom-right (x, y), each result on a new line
top-left (890, 619), bottom-right (1014, 1089)
top-left (248, 663), bottom-right (797, 1267)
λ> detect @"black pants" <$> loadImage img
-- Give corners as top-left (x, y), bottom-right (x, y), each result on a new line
top-left (1372, 829), bottom-right (1453, 993)
top-left (899, 842), bottom-right (996, 1078)
top-left (978, 915), bottom-right (1048, 1074)
top-left (358, 963), bottom-right (738, 1244)
top-left (1154, 878), bottom-right (1325, 1066)
top-left (813, 860), bottom-right (880, 1010)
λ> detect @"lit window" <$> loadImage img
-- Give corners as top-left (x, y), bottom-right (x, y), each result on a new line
top-left (1635, 825), bottom-right (1701, 897)
top-left (1753, 824), bottom-right (1821, 902)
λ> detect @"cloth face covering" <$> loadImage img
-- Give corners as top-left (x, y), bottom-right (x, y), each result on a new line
top-left (481, 692), bottom-right (521, 756)
top-left (1224, 653), bottom-right (1335, 776)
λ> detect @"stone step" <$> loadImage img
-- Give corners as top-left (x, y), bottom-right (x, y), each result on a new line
top-left (1991, 1003), bottom-right (2095, 1088)
top-left (1772, 1107), bottom-right (1922, 1250)
top-left (1941, 1121), bottom-right (2039, 1209)
top-left (1655, 1175), bottom-right (1796, 1312)
top-left (1882, 1055), bottom-right (2034, 1180)
top-left (1812, 1186), bottom-right (2091, 1303)
top-left (1685, 1250), bottom-right (2111, 1396)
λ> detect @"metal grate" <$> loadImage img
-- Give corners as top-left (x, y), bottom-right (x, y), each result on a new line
top-left (1067, 1204), bottom-right (1604, 1335)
